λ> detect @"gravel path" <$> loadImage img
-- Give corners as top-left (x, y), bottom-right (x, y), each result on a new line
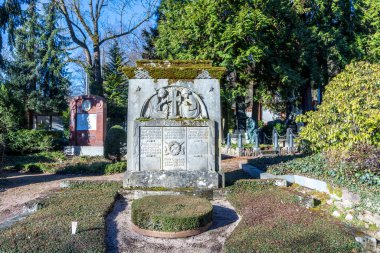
top-left (0, 155), bottom-right (246, 222)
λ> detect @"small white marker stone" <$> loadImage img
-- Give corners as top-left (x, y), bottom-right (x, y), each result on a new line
top-left (72, 221), bottom-right (78, 235)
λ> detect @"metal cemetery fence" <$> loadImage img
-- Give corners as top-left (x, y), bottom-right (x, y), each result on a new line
top-left (225, 128), bottom-right (298, 157)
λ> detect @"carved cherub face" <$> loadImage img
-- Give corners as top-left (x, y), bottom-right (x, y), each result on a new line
top-left (181, 89), bottom-right (191, 98)
top-left (157, 88), bottom-right (167, 98)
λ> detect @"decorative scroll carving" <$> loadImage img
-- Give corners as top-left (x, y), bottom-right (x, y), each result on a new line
top-left (134, 68), bottom-right (152, 79)
top-left (141, 86), bottom-right (208, 119)
top-left (196, 70), bottom-right (212, 79)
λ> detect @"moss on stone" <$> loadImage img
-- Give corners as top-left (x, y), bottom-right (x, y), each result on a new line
top-left (136, 118), bottom-right (152, 122)
top-left (122, 66), bottom-right (226, 80)
top-left (136, 59), bottom-right (213, 68)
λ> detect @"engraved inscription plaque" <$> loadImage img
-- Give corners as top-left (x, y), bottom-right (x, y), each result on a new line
top-left (163, 127), bottom-right (186, 171)
top-left (138, 125), bottom-right (210, 171)
top-left (140, 127), bottom-right (162, 171)
top-left (186, 127), bottom-right (208, 170)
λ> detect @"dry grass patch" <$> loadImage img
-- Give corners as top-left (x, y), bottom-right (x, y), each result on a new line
top-left (225, 180), bottom-right (359, 253)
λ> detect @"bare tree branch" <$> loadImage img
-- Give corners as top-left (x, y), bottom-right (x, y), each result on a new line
top-left (55, 0), bottom-right (92, 64)
top-left (72, 0), bottom-right (94, 37)
top-left (99, 13), bottom-right (153, 46)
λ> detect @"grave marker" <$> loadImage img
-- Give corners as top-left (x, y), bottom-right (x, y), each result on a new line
top-left (123, 60), bottom-right (225, 189)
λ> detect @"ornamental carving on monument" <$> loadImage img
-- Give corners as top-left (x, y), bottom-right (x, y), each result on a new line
top-left (141, 86), bottom-right (208, 119)
top-left (164, 141), bottom-right (185, 156)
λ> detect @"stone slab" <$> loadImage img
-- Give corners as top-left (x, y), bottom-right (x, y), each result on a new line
top-left (126, 79), bottom-right (222, 175)
top-left (64, 146), bottom-right (104, 156)
top-left (123, 170), bottom-right (219, 189)
top-left (293, 175), bottom-right (329, 193)
top-left (131, 120), bottom-right (215, 173)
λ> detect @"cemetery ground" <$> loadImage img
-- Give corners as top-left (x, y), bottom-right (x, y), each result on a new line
top-left (0, 153), bottom-right (364, 252)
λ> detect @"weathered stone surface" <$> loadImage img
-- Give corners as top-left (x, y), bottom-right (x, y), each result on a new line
top-left (63, 146), bottom-right (104, 156)
top-left (124, 170), bottom-right (219, 189)
top-left (332, 211), bottom-right (341, 217)
top-left (355, 235), bottom-right (378, 253)
top-left (124, 61), bottom-right (223, 189)
top-left (295, 195), bottom-right (317, 209)
top-left (359, 211), bottom-right (380, 228)
top-left (341, 188), bottom-right (361, 208)
top-left (345, 214), bottom-right (354, 221)
top-left (132, 120), bottom-right (215, 172)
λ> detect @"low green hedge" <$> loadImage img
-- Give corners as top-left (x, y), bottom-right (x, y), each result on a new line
top-left (131, 195), bottom-right (213, 232)
top-left (4, 152), bottom-right (126, 175)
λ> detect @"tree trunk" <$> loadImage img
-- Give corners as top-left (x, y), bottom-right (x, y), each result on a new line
top-left (236, 96), bottom-right (247, 132)
top-left (301, 83), bottom-right (313, 113)
top-left (90, 44), bottom-right (103, 96)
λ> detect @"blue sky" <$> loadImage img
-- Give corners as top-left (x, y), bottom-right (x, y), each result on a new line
top-left (1, 0), bottom-right (160, 96)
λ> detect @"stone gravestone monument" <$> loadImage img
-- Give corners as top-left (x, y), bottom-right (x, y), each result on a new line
top-left (123, 60), bottom-right (225, 189)
top-left (64, 95), bottom-right (107, 156)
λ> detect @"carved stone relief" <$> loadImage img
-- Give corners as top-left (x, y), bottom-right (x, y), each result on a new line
top-left (141, 86), bottom-right (208, 119)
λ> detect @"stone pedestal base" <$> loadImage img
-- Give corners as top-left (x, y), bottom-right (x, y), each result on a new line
top-left (123, 171), bottom-right (220, 189)
top-left (64, 146), bottom-right (104, 156)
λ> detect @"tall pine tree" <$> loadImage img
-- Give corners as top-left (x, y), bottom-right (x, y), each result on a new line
top-left (7, 0), bottom-right (69, 129)
top-left (29, 1), bottom-right (70, 117)
top-left (103, 41), bottom-right (128, 127)
top-left (7, 0), bottom-right (39, 128)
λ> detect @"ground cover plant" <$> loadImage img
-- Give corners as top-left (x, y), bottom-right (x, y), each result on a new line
top-left (0, 182), bottom-right (121, 252)
top-left (248, 154), bottom-right (305, 171)
top-left (225, 180), bottom-right (359, 253)
top-left (131, 195), bottom-right (213, 232)
top-left (267, 153), bottom-right (380, 214)
top-left (3, 151), bottom-right (126, 175)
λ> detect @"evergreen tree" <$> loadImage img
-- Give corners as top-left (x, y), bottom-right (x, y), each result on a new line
top-left (29, 1), bottom-right (70, 116)
top-left (7, 0), bottom-right (40, 128)
top-left (0, 0), bottom-right (26, 67)
top-left (153, 0), bottom-right (372, 122)
top-left (142, 27), bottom-right (160, 60)
top-left (103, 41), bottom-right (128, 127)
top-left (6, 0), bottom-right (70, 128)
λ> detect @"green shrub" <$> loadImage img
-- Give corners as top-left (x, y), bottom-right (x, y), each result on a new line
top-left (104, 125), bottom-right (127, 161)
top-left (298, 62), bottom-right (380, 152)
top-left (261, 119), bottom-right (286, 138)
top-left (104, 161), bottom-right (127, 174)
top-left (24, 163), bottom-right (43, 173)
top-left (59, 161), bottom-right (109, 174)
top-left (7, 130), bottom-right (64, 154)
top-left (131, 195), bottom-right (213, 232)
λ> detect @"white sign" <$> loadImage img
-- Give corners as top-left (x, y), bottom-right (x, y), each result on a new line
top-left (77, 114), bottom-right (97, 130)
top-left (72, 221), bottom-right (78, 235)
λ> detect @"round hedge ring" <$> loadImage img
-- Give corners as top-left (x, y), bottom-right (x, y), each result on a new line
top-left (131, 195), bottom-right (213, 238)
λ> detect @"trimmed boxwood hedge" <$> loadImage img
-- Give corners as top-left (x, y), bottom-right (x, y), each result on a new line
top-left (131, 195), bottom-right (213, 232)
